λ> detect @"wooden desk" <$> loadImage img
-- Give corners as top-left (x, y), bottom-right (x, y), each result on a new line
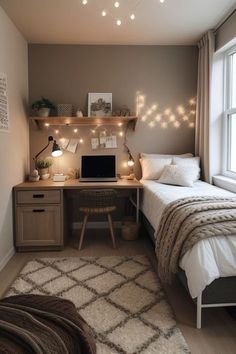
top-left (14, 179), bottom-right (143, 251)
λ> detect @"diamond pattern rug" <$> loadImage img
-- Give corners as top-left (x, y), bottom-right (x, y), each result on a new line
top-left (7, 255), bottom-right (190, 354)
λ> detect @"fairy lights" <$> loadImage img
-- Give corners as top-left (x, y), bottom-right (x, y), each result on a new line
top-left (81, 0), bottom-right (167, 26)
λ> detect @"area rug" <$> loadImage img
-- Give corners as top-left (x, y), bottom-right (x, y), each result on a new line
top-left (6, 255), bottom-right (190, 354)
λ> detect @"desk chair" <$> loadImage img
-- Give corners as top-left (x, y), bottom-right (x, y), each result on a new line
top-left (78, 189), bottom-right (117, 250)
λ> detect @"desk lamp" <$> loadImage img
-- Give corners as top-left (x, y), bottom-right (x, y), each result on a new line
top-left (33, 135), bottom-right (62, 168)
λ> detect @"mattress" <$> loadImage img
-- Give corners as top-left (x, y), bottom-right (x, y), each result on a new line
top-left (140, 180), bottom-right (236, 298)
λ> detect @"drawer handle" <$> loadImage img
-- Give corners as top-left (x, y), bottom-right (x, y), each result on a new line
top-left (32, 209), bottom-right (45, 213)
top-left (33, 194), bottom-right (45, 198)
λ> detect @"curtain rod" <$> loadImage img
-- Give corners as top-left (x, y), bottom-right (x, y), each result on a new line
top-left (214, 7), bottom-right (236, 33)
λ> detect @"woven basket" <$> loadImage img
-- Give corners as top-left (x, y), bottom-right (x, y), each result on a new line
top-left (57, 104), bottom-right (73, 117)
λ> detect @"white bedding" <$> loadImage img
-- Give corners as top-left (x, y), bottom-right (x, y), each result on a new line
top-left (141, 180), bottom-right (236, 298)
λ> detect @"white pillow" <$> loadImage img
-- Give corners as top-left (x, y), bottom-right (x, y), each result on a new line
top-left (158, 165), bottom-right (199, 187)
top-left (140, 158), bottom-right (172, 180)
top-left (172, 156), bottom-right (200, 181)
top-left (140, 152), bottom-right (193, 159)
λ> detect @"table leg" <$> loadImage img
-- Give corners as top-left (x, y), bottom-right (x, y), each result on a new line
top-left (136, 188), bottom-right (140, 224)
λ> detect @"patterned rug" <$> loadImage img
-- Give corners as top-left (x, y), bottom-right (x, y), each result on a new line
top-left (7, 256), bottom-right (190, 354)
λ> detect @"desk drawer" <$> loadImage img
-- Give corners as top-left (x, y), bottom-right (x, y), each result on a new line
top-left (16, 190), bottom-right (61, 204)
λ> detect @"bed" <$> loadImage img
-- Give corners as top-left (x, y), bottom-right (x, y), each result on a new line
top-left (140, 179), bottom-right (236, 328)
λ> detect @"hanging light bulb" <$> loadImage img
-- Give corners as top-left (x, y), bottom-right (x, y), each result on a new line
top-left (130, 14), bottom-right (135, 20)
top-left (160, 0), bottom-right (165, 3)
top-left (114, 2), bottom-right (120, 8)
top-left (101, 10), bottom-right (107, 17)
top-left (82, 0), bottom-right (88, 5)
top-left (127, 159), bottom-right (135, 167)
top-left (116, 19), bottom-right (121, 26)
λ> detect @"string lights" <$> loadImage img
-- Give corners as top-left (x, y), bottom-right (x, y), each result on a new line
top-left (137, 92), bottom-right (196, 130)
top-left (81, 0), bottom-right (166, 26)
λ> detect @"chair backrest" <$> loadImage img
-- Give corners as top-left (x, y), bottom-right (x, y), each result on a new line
top-left (79, 189), bottom-right (117, 208)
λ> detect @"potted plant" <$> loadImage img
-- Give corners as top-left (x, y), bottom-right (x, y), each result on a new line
top-left (36, 157), bottom-right (53, 179)
top-left (32, 97), bottom-right (56, 117)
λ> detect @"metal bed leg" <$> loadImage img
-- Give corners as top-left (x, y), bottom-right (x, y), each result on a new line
top-left (197, 293), bottom-right (202, 329)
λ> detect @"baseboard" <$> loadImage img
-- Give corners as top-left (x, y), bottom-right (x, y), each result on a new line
top-left (0, 247), bottom-right (15, 272)
top-left (72, 221), bottom-right (122, 230)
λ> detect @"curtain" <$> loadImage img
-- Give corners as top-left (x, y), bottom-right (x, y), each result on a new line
top-left (195, 30), bottom-right (215, 183)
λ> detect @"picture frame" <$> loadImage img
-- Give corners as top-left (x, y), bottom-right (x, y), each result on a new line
top-left (88, 93), bottom-right (112, 117)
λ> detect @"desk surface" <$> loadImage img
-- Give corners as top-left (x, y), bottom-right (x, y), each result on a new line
top-left (14, 178), bottom-right (143, 190)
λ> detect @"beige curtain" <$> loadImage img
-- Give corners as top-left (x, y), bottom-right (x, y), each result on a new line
top-left (195, 30), bottom-right (215, 183)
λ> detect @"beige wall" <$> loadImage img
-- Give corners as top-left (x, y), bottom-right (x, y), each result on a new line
top-left (0, 7), bottom-right (29, 268)
top-left (216, 10), bottom-right (236, 50)
top-left (29, 45), bottom-right (197, 177)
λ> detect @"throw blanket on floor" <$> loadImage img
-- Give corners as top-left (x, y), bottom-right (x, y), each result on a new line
top-left (0, 294), bottom-right (96, 354)
top-left (156, 196), bottom-right (236, 283)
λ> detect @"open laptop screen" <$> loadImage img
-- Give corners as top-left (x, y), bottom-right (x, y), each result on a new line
top-left (81, 155), bottom-right (116, 179)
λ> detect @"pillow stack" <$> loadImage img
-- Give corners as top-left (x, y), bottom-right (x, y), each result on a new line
top-left (140, 153), bottom-right (201, 187)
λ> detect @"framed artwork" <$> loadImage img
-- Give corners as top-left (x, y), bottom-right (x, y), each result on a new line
top-left (88, 93), bottom-right (112, 117)
top-left (0, 72), bottom-right (9, 132)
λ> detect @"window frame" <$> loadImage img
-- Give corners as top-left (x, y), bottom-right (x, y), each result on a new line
top-left (222, 46), bottom-right (236, 179)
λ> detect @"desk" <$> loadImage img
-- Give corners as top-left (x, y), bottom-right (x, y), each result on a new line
top-left (14, 179), bottom-right (143, 251)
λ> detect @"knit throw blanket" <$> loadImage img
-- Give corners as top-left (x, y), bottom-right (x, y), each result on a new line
top-left (0, 295), bottom-right (96, 354)
top-left (156, 196), bottom-right (236, 283)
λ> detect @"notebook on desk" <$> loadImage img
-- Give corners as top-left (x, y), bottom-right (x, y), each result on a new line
top-left (79, 155), bottom-right (118, 182)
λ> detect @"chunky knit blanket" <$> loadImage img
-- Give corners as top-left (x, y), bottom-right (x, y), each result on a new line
top-left (156, 196), bottom-right (236, 283)
top-left (0, 294), bottom-right (96, 354)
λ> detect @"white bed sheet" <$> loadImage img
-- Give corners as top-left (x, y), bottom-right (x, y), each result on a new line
top-left (141, 180), bottom-right (236, 298)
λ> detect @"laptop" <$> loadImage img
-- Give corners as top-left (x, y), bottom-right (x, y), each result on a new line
top-left (80, 155), bottom-right (118, 182)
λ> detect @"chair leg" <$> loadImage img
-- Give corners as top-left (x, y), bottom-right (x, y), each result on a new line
top-left (78, 214), bottom-right (88, 250)
top-left (107, 213), bottom-right (116, 248)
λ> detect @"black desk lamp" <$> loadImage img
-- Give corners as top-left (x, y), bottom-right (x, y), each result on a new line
top-left (33, 136), bottom-right (62, 168)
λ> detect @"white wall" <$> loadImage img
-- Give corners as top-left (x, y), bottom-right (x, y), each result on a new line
top-left (0, 6), bottom-right (29, 269)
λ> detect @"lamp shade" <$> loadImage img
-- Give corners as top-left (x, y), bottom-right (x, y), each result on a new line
top-left (52, 140), bottom-right (63, 157)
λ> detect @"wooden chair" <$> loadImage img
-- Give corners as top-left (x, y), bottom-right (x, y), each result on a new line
top-left (78, 189), bottom-right (117, 250)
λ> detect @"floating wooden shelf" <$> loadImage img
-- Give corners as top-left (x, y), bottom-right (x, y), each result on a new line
top-left (30, 116), bottom-right (138, 130)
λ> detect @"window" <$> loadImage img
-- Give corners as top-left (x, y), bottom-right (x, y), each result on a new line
top-left (223, 47), bottom-right (236, 178)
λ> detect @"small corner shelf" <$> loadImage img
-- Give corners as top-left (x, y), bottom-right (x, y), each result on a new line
top-left (30, 116), bottom-right (138, 131)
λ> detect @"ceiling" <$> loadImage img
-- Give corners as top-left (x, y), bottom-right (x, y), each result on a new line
top-left (0, 0), bottom-right (236, 45)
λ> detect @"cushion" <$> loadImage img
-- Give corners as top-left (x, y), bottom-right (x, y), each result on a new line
top-left (172, 156), bottom-right (200, 180)
top-left (140, 152), bottom-right (193, 160)
top-left (140, 157), bottom-right (172, 180)
top-left (158, 165), bottom-right (199, 187)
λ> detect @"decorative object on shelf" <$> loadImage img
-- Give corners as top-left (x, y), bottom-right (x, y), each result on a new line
top-left (57, 103), bottom-right (73, 117)
top-left (36, 157), bottom-right (53, 180)
top-left (31, 97), bottom-right (56, 117)
top-left (88, 93), bottom-right (112, 117)
top-left (29, 169), bottom-right (40, 182)
top-left (76, 109), bottom-right (83, 117)
top-left (33, 135), bottom-right (63, 171)
top-left (113, 105), bottom-right (131, 117)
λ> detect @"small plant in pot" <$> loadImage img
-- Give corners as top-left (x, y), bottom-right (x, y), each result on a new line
top-left (36, 157), bottom-right (53, 180)
top-left (32, 97), bottom-right (56, 117)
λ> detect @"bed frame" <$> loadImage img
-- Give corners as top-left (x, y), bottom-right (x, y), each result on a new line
top-left (141, 212), bottom-right (236, 329)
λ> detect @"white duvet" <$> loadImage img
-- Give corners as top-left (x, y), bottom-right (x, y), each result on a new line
top-left (141, 180), bottom-right (236, 298)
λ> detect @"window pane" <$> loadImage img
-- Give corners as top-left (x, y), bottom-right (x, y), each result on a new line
top-left (232, 53), bottom-right (236, 108)
top-left (229, 113), bottom-right (236, 173)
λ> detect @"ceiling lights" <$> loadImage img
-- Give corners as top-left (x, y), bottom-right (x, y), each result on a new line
top-left (81, 0), bottom-right (166, 26)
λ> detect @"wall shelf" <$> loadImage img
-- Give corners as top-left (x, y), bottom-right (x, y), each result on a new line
top-left (30, 116), bottom-right (138, 131)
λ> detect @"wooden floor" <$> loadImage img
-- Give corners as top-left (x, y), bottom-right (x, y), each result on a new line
top-left (0, 230), bottom-right (235, 354)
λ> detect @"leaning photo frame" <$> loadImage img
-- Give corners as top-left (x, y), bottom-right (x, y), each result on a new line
top-left (88, 93), bottom-right (112, 117)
